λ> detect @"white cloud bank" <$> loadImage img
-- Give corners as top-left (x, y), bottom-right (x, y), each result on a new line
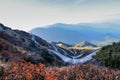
top-left (0, 0), bottom-right (120, 31)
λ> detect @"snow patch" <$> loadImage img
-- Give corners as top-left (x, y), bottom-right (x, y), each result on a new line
top-left (72, 53), bottom-right (83, 59)
top-left (51, 43), bottom-right (58, 51)
top-left (31, 35), bottom-right (39, 46)
top-left (49, 49), bottom-right (99, 64)
top-left (60, 48), bottom-right (68, 55)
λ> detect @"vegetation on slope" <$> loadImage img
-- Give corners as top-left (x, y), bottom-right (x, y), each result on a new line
top-left (0, 61), bottom-right (119, 80)
top-left (94, 42), bottom-right (120, 69)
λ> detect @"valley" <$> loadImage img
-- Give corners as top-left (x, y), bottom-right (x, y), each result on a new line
top-left (1, 0), bottom-right (120, 79)
top-left (0, 23), bottom-right (119, 80)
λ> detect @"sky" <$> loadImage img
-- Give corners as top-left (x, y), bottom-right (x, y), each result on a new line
top-left (0, 0), bottom-right (120, 31)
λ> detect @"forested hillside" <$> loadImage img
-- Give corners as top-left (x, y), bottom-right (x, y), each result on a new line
top-left (94, 42), bottom-right (120, 69)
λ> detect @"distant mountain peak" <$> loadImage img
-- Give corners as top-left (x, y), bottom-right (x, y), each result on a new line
top-left (75, 41), bottom-right (97, 47)
top-left (52, 41), bottom-right (72, 47)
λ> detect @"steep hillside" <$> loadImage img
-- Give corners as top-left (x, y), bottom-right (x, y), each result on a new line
top-left (0, 23), bottom-right (64, 66)
top-left (94, 42), bottom-right (120, 69)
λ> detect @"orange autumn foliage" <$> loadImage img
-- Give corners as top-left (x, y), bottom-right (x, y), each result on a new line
top-left (1, 61), bottom-right (46, 80)
top-left (0, 61), bottom-right (119, 80)
top-left (12, 66), bottom-right (17, 72)
top-left (25, 73), bottom-right (33, 80)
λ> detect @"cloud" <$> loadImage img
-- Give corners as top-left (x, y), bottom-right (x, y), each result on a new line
top-left (74, 0), bottom-right (87, 4)
top-left (19, 0), bottom-right (88, 6)
top-left (0, 0), bottom-right (120, 31)
top-left (43, 0), bottom-right (87, 3)
top-left (17, 0), bottom-right (120, 8)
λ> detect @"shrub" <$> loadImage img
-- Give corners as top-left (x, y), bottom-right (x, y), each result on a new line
top-left (94, 42), bottom-right (120, 69)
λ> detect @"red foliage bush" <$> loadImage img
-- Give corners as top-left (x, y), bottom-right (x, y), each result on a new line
top-left (1, 61), bottom-right (46, 80)
top-left (46, 65), bottom-right (120, 80)
top-left (0, 61), bottom-right (119, 80)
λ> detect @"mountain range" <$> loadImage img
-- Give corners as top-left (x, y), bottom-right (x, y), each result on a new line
top-left (30, 22), bottom-right (120, 46)
top-left (0, 23), bottom-right (100, 66)
top-left (0, 23), bottom-right (120, 79)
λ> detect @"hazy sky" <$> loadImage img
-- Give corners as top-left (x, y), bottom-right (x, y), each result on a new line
top-left (0, 0), bottom-right (120, 31)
